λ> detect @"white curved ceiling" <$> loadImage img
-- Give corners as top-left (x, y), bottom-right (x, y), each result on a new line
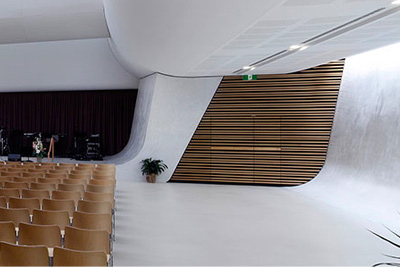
top-left (0, 0), bottom-right (109, 44)
top-left (1, 0), bottom-right (400, 91)
top-left (104, 0), bottom-right (400, 77)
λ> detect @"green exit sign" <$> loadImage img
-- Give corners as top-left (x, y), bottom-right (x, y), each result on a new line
top-left (243, 74), bottom-right (257, 81)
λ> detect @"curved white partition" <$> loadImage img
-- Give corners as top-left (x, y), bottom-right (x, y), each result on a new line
top-left (110, 74), bottom-right (222, 182)
top-left (0, 0), bottom-right (108, 45)
top-left (0, 38), bottom-right (138, 92)
top-left (299, 42), bottom-right (400, 227)
top-left (103, 0), bottom-right (275, 77)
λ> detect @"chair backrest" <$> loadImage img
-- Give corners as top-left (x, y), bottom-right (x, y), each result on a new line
top-left (0, 176), bottom-right (13, 183)
top-left (54, 167), bottom-right (74, 174)
top-left (92, 173), bottom-right (115, 180)
top-left (48, 169), bottom-right (69, 175)
top-left (34, 166), bottom-right (55, 172)
top-left (9, 197), bottom-right (40, 215)
top-left (22, 189), bottom-right (50, 205)
top-left (0, 188), bottom-right (20, 201)
top-left (76, 164), bottom-right (95, 170)
top-left (18, 222), bottom-right (61, 248)
top-left (37, 178), bottom-right (62, 185)
top-left (96, 163), bottom-right (115, 169)
top-left (52, 190), bottom-right (82, 206)
top-left (0, 196), bottom-right (6, 208)
top-left (86, 184), bottom-right (114, 195)
top-left (42, 198), bottom-right (75, 217)
top-left (40, 162), bottom-right (58, 167)
top-left (63, 178), bottom-right (88, 189)
top-left (68, 173), bottom-right (91, 180)
top-left (32, 209), bottom-right (69, 231)
top-left (89, 179), bottom-right (115, 187)
top-left (0, 207), bottom-right (30, 226)
top-left (4, 181), bottom-right (29, 190)
top-left (13, 177), bottom-right (38, 185)
top-left (72, 170), bottom-right (93, 177)
top-left (84, 192), bottom-right (114, 207)
top-left (72, 211), bottom-right (111, 234)
top-left (0, 241), bottom-right (49, 266)
top-left (45, 173), bottom-right (67, 179)
top-left (27, 169), bottom-right (47, 174)
top-left (92, 170), bottom-right (115, 179)
top-left (0, 221), bottom-right (16, 243)
top-left (58, 184), bottom-right (84, 195)
top-left (5, 161), bottom-right (22, 165)
top-left (58, 163), bottom-right (76, 167)
top-left (77, 200), bottom-right (112, 215)
top-left (15, 165), bottom-right (34, 170)
top-left (30, 182), bottom-right (57, 192)
top-left (22, 172), bottom-right (44, 178)
top-left (53, 246), bottom-right (107, 266)
top-left (64, 226), bottom-right (110, 254)
top-left (1, 171), bottom-right (22, 177)
top-left (56, 164), bottom-right (75, 170)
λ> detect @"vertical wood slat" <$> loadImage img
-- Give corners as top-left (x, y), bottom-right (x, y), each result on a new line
top-left (171, 60), bottom-right (344, 186)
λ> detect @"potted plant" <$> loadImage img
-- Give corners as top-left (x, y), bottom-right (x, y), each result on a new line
top-left (141, 158), bottom-right (168, 183)
top-left (32, 133), bottom-right (46, 163)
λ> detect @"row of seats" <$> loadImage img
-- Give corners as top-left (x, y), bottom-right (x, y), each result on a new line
top-left (0, 188), bottom-right (114, 207)
top-left (0, 197), bottom-right (112, 220)
top-left (0, 241), bottom-right (107, 266)
top-left (0, 162), bottom-right (116, 266)
top-left (0, 222), bottom-right (110, 255)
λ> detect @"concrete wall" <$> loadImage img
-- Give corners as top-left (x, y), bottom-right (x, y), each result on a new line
top-left (112, 74), bottom-right (222, 182)
top-left (299, 42), bottom-right (400, 228)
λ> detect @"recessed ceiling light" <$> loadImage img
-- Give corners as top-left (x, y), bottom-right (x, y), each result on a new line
top-left (299, 45), bottom-right (309, 51)
top-left (242, 66), bottom-right (256, 71)
top-left (392, 0), bottom-right (400, 5)
top-left (289, 44), bottom-right (302, 51)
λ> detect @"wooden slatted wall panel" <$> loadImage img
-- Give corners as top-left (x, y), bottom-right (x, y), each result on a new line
top-left (171, 60), bottom-right (344, 186)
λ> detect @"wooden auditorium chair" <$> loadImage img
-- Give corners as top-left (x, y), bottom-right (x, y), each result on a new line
top-left (0, 221), bottom-right (16, 243)
top-left (9, 197), bottom-right (40, 215)
top-left (53, 246), bottom-right (107, 266)
top-left (18, 222), bottom-right (61, 257)
top-left (0, 241), bottom-right (49, 266)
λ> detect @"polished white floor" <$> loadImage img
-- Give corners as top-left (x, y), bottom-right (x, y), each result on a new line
top-left (113, 181), bottom-right (395, 266)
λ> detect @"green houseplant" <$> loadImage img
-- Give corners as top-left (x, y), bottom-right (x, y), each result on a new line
top-left (141, 158), bottom-right (168, 183)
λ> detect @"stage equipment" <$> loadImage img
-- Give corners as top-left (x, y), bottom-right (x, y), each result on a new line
top-left (8, 154), bottom-right (21, 162)
top-left (86, 134), bottom-right (102, 160)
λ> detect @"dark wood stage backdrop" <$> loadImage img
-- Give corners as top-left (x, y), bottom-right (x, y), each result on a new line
top-left (0, 89), bottom-right (137, 156)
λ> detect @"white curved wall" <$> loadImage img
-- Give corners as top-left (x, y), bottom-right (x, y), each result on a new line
top-left (0, 38), bottom-right (138, 91)
top-left (112, 74), bottom-right (222, 182)
top-left (299, 42), bottom-right (400, 228)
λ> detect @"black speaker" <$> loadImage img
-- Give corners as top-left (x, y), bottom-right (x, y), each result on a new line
top-left (8, 153), bottom-right (21, 162)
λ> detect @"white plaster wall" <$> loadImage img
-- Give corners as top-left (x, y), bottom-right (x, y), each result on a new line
top-left (112, 74), bottom-right (222, 182)
top-left (298, 42), bottom-right (400, 228)
top-left (107, 75), bottom-right (156, 163)
top-left (0, 38), bottom-right (139, 91)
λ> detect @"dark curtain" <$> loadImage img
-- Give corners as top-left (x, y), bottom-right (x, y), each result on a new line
top-left (0, 89), bottom-right (137, 156)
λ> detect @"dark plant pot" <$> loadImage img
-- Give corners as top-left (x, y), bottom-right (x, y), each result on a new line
top-left (146, 174), bottom-right (157, 183)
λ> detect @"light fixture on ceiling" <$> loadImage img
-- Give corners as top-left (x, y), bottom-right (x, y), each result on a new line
top-left (233, 3), bottom-right (400, 75)
top-left (242, 66), bottom-right (256, 71)
top-left (289, 44), bottom-right (302, 51)
top-left (299, 45), bottom-right (309, 51)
